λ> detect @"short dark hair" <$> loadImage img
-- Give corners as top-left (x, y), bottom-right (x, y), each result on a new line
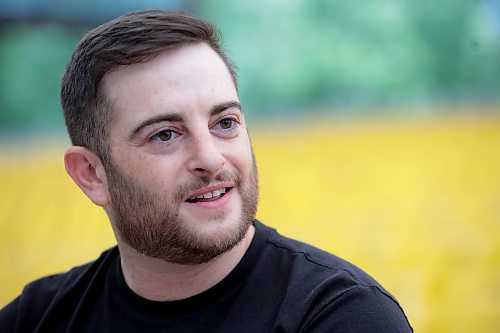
top-left (61, 9), bottom-right (237, 163)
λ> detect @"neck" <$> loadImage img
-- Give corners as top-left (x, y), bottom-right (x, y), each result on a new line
top-left (117, 225), bottom-right (255, 301)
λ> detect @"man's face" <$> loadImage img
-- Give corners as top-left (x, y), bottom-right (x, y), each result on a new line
top-left (101, 43), bottom-right (258, 264)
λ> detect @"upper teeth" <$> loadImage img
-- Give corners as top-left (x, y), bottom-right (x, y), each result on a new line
top-left (192, 188), bottom-right (226, 200)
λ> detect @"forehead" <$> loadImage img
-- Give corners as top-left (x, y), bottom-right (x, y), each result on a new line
top-left (101, 43), bottom-right (238, 128)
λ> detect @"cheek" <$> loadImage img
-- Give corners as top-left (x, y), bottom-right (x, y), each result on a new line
top-left (125, 156), bottom-right (182, 194)
top-left (149, 161), bottom-right (182, 189)
top-left (228, 138), bottom-right (254, 174)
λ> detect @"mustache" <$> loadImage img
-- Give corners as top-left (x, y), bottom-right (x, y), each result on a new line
top-left (174, 170), bottom-right (241, 202)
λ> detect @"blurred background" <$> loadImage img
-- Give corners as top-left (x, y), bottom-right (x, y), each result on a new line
top-left (1, 0), bottom-right (499, 331)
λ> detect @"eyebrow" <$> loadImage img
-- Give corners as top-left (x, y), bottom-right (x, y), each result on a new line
top-left (128, 101), bottom-right (242, 141)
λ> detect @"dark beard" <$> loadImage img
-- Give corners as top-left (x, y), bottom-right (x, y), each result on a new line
top-left (106, 160), bottom-right (258, 265)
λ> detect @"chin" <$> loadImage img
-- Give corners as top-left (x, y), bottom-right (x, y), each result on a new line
top-left (185, 209), bottom-right (247, 239)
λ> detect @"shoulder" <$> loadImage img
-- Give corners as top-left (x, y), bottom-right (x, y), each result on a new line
top-left (259, 221), bottom-right (386, 290)
top-left (0, 247), bottom-right (118, 332)
top-left (254, 221), bottom-right (413, 332)
top-left (301, 283), bottom-right (413, 332)
top-left (22, 247), bottom-right (117, 302)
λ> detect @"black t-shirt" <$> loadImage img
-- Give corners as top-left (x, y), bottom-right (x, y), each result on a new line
top-left (1, 221), bottom-right (412, 332)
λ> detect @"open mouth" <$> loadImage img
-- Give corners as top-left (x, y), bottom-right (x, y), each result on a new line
top-left (185, 187), bottom-right (232, 203)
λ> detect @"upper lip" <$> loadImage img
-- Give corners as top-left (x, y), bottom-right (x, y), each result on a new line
top-left (186, 183), bottom-right (234, 200)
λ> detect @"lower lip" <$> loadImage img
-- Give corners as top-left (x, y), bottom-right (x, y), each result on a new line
top-left (186, 190), bottom-right (233, 210)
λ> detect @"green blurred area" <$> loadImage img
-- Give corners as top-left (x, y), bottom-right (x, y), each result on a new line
top-left (0, 24), bottom-right (83, 133)
top-left (1, 0), bottom-right (499, 134)
top-left (204, 0), bottom-right (500, 113)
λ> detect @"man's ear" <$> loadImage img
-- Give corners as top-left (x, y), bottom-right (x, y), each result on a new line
top-left (64, 146), bottom-right (110, 207)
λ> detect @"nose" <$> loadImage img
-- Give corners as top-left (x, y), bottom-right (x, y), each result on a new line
top-left (186, 134), bottom-right (225, 177)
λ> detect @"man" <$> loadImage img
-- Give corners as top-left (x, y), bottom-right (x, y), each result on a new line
top-left (0, 9), bottom-right (412, 332)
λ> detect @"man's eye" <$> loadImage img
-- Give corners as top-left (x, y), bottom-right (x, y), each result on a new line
top-left (150, 130), bottom-right (176, 142)
top-left (217, 118), bottom-right (237, 130)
